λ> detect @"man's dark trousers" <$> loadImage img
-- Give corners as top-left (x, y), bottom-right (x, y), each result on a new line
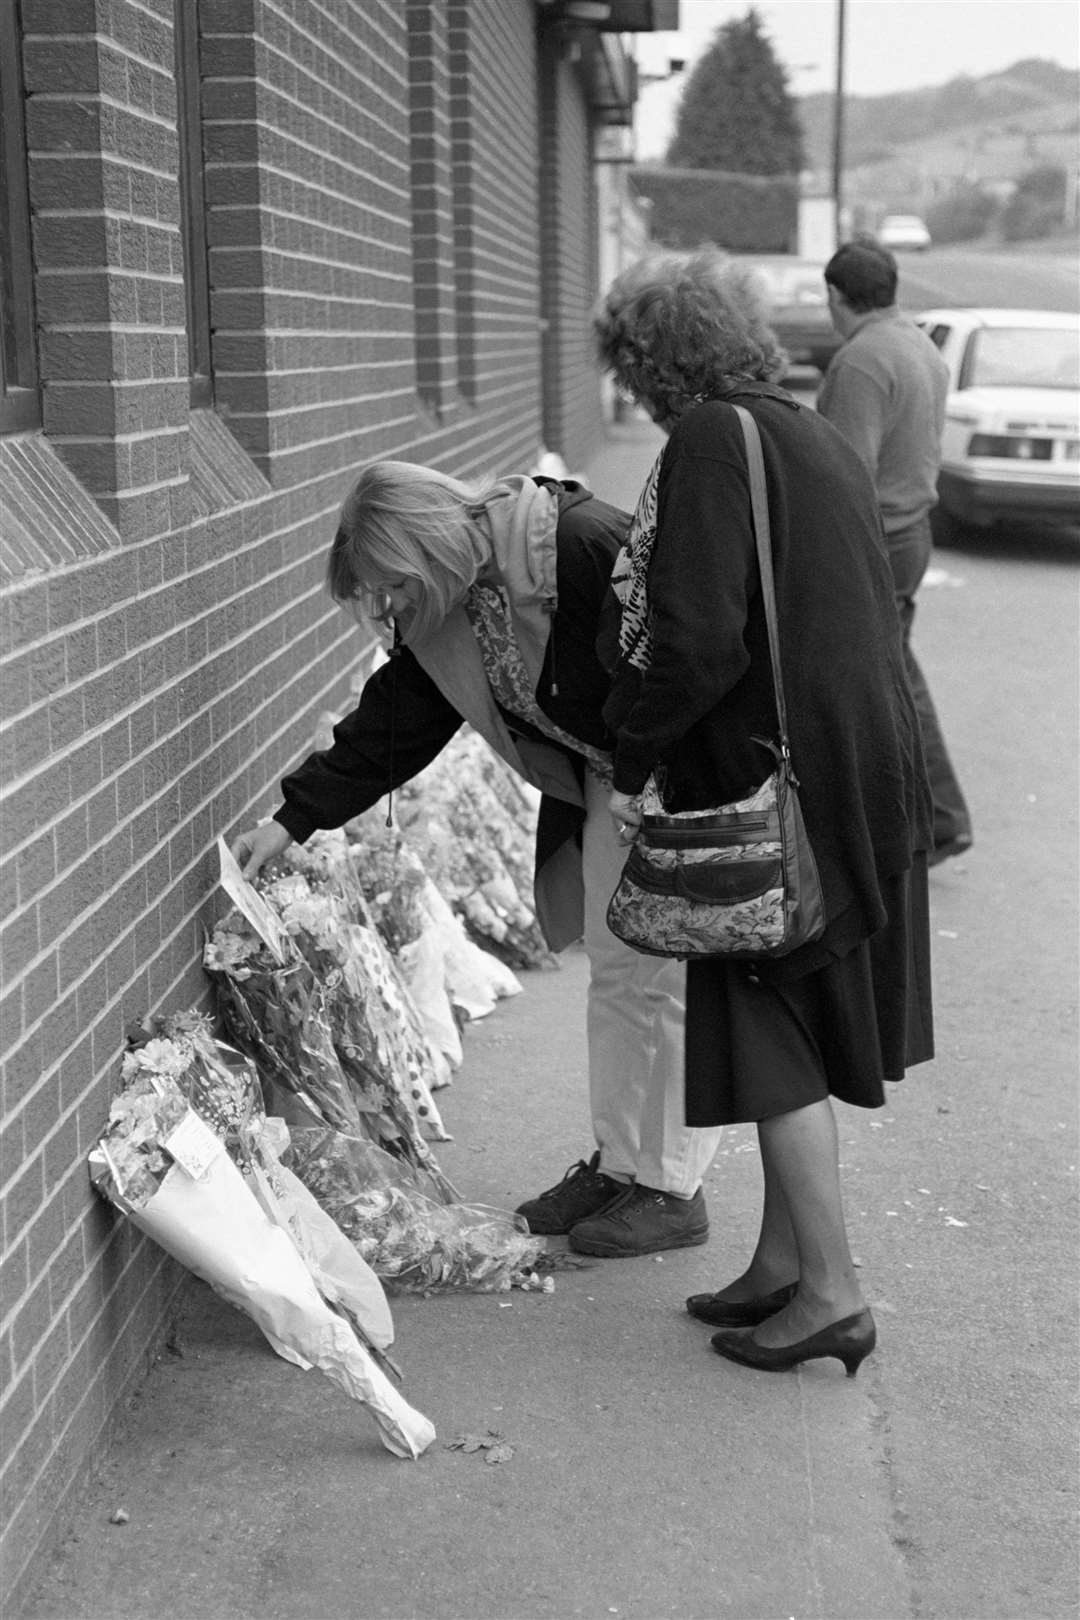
top-left (887, 515), bottom-right (973, 851)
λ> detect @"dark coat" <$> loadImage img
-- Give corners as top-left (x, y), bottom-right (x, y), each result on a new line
top-left (603, 385), bottom-right (933, 971)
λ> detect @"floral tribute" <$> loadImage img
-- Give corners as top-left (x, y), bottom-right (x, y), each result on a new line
top-left (332, 819), bottom-right (463, 1088)
top-left (203, 840), bottom-right (556, 1294)
top-left (336, 817), bottom-right (524, 1027)
top-left (89, 1012), bottom-right (436, 1460)
top-left (286, 1125), bottom-right (549, 1295)
top-left (273, 837), bottom-right (451, 1132)
top-left (381, 728), bottom-right (556, 969)
top-left (205, 868), bottom-right (458, 1202)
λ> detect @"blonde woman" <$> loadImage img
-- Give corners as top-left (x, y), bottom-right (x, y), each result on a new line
top-left (231, 461), bottom-right (722, 1256)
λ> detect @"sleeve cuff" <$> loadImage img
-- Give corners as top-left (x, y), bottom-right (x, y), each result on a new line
top-left (612, 761), bottom-right (651, 796)
top-left (273, 805), bottom-right (316, 844)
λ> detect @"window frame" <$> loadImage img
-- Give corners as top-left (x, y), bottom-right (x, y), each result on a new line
top-left (174, 0), bottom-right (213, 408)
top-left (0, 0), bottom-right (42, 435)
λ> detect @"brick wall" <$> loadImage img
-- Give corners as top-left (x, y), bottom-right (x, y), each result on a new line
top-left (0, 0), bottom-right (613, 1604)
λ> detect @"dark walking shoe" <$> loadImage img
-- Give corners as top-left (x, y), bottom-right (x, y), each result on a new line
top-left (515, 1151), bottom-right (623, 1235)
top-left (686, 1282), bottom-right (797, 1327)
top-left (568, 1184), bottom-right (709, 1257)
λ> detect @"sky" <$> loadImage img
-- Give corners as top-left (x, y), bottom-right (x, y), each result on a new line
top-left (633, 0), bottom-right (1080, 159)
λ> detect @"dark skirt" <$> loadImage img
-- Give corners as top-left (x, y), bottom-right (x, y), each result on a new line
top-left (684, 856), bottom-right (934, 1126)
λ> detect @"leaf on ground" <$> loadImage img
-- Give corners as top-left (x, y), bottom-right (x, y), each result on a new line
top-left (445, 1429), bottom-right (504, 1454)
top-left (532, 1250), bottom-right (597, 1272)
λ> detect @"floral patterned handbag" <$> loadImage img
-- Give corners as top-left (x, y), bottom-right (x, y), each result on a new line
top-left (606, 406), bottom-right (825, 961)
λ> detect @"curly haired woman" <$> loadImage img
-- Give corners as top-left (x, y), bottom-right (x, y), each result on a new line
top-left (594, 250), bottom-right (934, 1376)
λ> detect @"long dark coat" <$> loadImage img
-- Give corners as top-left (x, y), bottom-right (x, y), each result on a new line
top-left (603, 386), bottom-right (934, 1116)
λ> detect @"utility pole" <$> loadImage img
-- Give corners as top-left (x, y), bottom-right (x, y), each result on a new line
top-left (832, 0), bottom-right (847, 245)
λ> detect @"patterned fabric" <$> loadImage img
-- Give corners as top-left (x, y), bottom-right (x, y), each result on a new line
top-left (610, 443), bottom-right (665, 674)
top-left (463, 581), bottom-right (614, 783)
top-left (607, 772), bottom-right (789, 958)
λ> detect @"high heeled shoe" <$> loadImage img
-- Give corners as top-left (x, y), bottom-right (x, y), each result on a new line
top-left (685, 1282), bottom-right (797, 1327)
top-left (709, 1308), bottom-right (876, 1378)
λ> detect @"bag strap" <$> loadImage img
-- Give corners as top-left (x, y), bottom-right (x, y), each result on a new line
top-left (732, 404), bottom-right (794, 767)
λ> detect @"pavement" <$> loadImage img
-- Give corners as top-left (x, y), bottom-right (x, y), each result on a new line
top-left (18, 416), bottom-right (1079, 1620)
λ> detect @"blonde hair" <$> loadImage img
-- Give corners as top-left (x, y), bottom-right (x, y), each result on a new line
top-left (594, 248), bottom-right (788, 426)
top-left (329, 461), bottom-right (508, 644)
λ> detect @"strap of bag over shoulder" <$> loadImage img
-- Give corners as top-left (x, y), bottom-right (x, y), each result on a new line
top-left (731, 405), bottom-right (794, 768)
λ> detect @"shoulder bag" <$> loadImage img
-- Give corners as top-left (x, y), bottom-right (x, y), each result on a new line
top-left (606, 405), bottom-right (826, 960)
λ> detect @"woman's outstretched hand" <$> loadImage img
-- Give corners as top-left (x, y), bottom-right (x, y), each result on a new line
top-left (230, 820), bottom-right (294, 880)
top-left (609, 789), bottom-right (643, 845)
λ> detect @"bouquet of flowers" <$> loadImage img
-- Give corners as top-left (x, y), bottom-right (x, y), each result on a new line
top-left (334, 816), bottom-right (428, 957)
top-left (126, 1012), bottom-right (396, 1351)
top-left (204, 919), bottom-right (369, 1136)
top-left (341, 815), bottom-right (524, 1027)
top-left (205, 844), bottom-right (457, 1201)
top-left (391, 729), bottom-right (555, 969)
top-left (272, 839), bottom-right (451, 1129)
top-left (286, 1126), bottom-right (550, 1295)
top-left (90, 1020), bottom-right (435, 1460)
top-left (327, 821), bottom-right (463, 1085)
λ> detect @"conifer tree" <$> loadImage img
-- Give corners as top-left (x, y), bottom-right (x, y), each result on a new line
top-left (666, 8), bottom-right (804, 176)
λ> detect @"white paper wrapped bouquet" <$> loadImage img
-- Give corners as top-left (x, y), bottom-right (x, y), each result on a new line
top-left (89, 1012), bottom-right (436, 1460)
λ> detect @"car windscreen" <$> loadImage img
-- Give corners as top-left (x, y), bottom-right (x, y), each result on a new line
top-left (962, 326), bottom-right (1079, 390)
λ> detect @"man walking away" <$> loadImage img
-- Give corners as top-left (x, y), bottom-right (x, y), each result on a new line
top-left (818, 238), bottom-right (973, 865)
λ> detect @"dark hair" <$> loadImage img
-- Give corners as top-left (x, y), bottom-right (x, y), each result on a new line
top-left (593, 248), bottom-right (787, 426)
top-left (824, 238), bottom-right (898, 313)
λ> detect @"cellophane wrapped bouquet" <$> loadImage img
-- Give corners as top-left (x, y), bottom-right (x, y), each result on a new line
top-left (273, 835), bottom-right (451, 1134)
top-left (88, 1012), bottom-right (436, 1459)
top-left (343, 815), bottom-right (525, 1023)
top-left (286, 1126), bottom-right (550, 1295)
top-left (205, 871), bottom-right (457, 1202)
top-left (204, 838), bottom-right (557, 1294)
top-left (336, 819), bottom-right (464, 1084)
top-left (389, 728), bottom-right (555, 969)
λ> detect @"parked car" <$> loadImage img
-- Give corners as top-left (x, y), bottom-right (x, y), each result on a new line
top-left (732, 255), bottom-right (841, 374)
top-left (915, 307), bottom-right (1080, 540)
top-left (878, 213), bottom-right (932, 251)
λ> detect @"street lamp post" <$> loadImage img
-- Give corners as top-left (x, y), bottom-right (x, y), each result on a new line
top-left (832, 0), bottom-right (847, 245)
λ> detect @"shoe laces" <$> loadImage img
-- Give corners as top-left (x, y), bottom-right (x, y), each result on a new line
top-left (539, 1151), bottom-right (603, 1200)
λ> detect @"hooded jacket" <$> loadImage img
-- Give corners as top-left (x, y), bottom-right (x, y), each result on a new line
top-left (275, 477), bottom-right (628, 948)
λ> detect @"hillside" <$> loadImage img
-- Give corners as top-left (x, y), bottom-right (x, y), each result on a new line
top-left (797, 57), bottom-right (1079, 209)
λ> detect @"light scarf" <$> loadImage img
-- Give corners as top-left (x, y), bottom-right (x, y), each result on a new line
top-left (611, 442), bottom-right (665, 674)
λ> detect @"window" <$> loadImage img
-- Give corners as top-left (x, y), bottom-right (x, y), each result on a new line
top-left (0, 0), bottom-right (41, 434)
top-left (175, 0), bottom-right (212, 407)
top-left (962, 325), bottom-right (1079, 392)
